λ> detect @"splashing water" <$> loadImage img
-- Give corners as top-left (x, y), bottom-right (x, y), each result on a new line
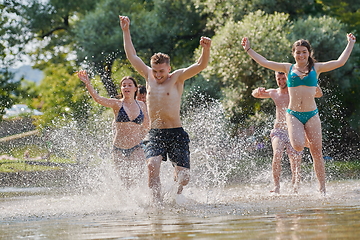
top-left (0, 98), bottom-right (272, 216)
top-left (1, 95), bottom-right (360, 239)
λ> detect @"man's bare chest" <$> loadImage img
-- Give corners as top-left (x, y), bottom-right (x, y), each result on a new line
top-left (273, 94), bottom-right (289, 108)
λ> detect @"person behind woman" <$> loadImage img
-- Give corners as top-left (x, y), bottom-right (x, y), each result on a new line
top-left (77, 70), bottom-right (150, 186)
top-left (136, 85), bottom-right (147, 104)
top-left (242, 33), bottom-right (356, 195)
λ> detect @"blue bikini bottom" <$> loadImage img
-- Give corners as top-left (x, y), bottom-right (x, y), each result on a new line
top-left (286, 108), bottom-right (318, 125)
top-left (113, 144), bottom-right (141, 157)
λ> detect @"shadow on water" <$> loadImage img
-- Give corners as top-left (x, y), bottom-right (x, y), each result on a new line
top-left (1, 97), bottom-right (360, 239)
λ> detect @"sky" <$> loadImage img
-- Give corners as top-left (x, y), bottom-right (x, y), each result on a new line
top-left (9, 65), bottom-right (44, 84)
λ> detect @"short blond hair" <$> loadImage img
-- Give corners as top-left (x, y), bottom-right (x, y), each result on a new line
top-left (150, 52), bottom-right (170, 65)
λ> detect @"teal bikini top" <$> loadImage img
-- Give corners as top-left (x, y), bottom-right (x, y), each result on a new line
top-left (287, 64), bottom-right (318, 87)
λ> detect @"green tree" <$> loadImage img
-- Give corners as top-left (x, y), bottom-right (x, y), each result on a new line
top-left (193, 0), bottom-right (323, 31)
top-left (201, 11), bottom-right (291, 132)
top-left (2, 0), bottom-right (100, 123)
top-left (74, 0), bottom-right (206, 97)
top-left (74, 0), bottom-right (145, 98)
top-left (315, 0), bottom-right (360, 138)
top-left (0, 69), bottom-right (18, 118)
top-left (3, 0), bottom-right (97, 66)
top-left (0, 2), bottom-right (20, 119)
top-left (16, 80), bottom-right (42, 109)
top-left (35, 63), bottom-right (92, 129)
top-left (317, 0), bottom-right (360, 33)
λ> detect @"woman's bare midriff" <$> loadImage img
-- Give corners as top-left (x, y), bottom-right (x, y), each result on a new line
top-left (113, 122), bottom-right (146, 149)
top-left (288, 86), bottom-right (317, 112)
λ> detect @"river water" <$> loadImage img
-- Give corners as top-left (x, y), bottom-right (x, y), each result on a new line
top-left (1, 178), bottom-right (359, 239)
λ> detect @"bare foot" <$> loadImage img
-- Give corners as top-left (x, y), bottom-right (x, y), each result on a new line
top-left (293, 183), bottom-right (299, 194)
top-left (320, 187), bottom-right (326, 197)
top-left (150, 188), bottom-right (163, 205)
top-left (270, 186), bottom-right (280, 194)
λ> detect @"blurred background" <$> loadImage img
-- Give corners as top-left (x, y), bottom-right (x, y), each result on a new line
top-left (1, 0), bottom-right (359, 162)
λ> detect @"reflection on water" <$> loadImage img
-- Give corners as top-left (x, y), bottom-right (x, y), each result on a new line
top-left (1, 180), bottom-right (360, 239)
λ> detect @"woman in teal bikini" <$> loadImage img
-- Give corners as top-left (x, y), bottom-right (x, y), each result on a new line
top-left (241, 33), bottom-right (356, 195)
top-left (78, 70), bottom-right (150, 186)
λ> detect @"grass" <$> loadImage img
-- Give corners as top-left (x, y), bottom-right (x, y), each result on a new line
top-left (325, 160), bottom-right (360, 180)
top-left (0, 144), bottom-right (75, 173)
top-left (1, 145), bottom-right (360, 182)
top-left (287, 159), bottom-right (360, 181)
top-left (0, 161), bottom-right (60, 172)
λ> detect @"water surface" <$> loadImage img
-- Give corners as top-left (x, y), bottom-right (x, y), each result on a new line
top-left (1, 179), bottom-right (359, 239)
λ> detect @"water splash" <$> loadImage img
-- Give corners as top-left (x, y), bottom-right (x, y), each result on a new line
top-left (2, 91), bottom-right (356, 220)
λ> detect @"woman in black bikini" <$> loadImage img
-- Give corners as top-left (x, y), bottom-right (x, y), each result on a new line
top-left (78, 70), bottom-right (149, 186)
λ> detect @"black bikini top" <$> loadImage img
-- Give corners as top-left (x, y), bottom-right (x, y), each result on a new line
top-left (116, 101), bottom-right (144, 124)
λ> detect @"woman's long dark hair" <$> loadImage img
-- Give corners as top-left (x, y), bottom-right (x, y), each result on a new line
top-left (292, 39), bottom-right (316, 74)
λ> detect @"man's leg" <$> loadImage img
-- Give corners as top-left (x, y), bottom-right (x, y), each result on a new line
top-left (271, 135), bottom-right (285, 194)
top-left (147, 155), bottom-right (162, 202)
top-left (169, 127), bottom-right (190, 195)
top-left (174, 166), bottom-right (190, 194)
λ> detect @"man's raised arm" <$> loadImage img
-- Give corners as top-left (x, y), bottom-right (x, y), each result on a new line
top-left (178, 36), bottom-right (212, 82)
top-left (119, 15), bottom-right (149, 79)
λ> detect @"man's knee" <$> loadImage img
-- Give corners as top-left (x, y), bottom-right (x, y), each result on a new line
top-left (147, 156), bottom-right (161, 174)
top-left (273, 149), bottom-right (283, 159)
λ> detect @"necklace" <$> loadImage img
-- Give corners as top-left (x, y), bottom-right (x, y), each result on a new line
top-left (295, 64), bottom-right (309, 74)
top-left (297, 68), bottom-right (308, 74)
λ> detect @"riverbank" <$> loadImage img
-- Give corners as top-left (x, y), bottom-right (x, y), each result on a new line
top-left (1, 119), bottom-right (359, 189)
top-left (1, 159), bottom-right (359, 189)
top-left (0, 169), bottom-right (79, 188)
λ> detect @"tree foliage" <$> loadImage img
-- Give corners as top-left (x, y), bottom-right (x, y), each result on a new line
top-left (202, 11), bottom-right (291, 129)
top-left (2, 0), bottom-right (360, 150)
top-left (317, 0), bottom-right (360, 33)
top-left (0, 2), bottom-right (20, 119)
top-left (74, 0), bottom-right (147, 97)
top-left (0, 69), bottom-right (18, 118)
top-left (74, 0), bottom-right (206, 97)
top-left (3, 0), bottom-right (98, 66)
top-left (193, 0), bottom-right (323, 31)
top-left (34, 63), bottom-right (92, 129)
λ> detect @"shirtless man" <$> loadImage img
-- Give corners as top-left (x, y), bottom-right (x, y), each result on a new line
top-left (252, 71), bottom-right (323, 193)
top-left (119, 15), bottom-right (211, 202)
